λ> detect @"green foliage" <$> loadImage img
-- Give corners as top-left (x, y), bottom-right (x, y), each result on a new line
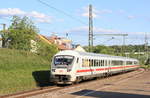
top-left (0, 48), bottom-right (50, 95)
top-left (110, 45), bottom-right (147, 64)
top-left (111, 45), bottom-right (145, 53)
top-left (37, 40), bottom-right (58, 60)
top-left (8, 16), bottom-right (38, 50)
top-left (140, 65), bottom-right (150, 69)
top-left (85, 44), bottom-right (149, 65)
top-left (83, 46), bottom-right (89, 52)
top-left (93, 45), bottom-right (115, 55)
top-left (0, 29), bottom-right (9, 48)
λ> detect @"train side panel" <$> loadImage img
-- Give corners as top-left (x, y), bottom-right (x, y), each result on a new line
top-left (50, 50), bottom-right (140, 84)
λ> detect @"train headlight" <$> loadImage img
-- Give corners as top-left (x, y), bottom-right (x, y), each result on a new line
top-left (52, 69), bottom-right (56, 72)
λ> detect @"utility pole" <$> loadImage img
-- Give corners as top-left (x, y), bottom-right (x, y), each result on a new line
top-left (88, 4), bottom-right (93, 52)
top-left (145, 33), bottom-right (149, 61)
top-left (123, 35), bottom-right (126, 56)
top-left (94, 33), bottom-right (128, 56)
top-left (1, 23), bottom-right (6, 47)
top-left (1, 23), bottom-right (6, 31)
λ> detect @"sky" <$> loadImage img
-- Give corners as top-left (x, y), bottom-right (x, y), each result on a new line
top-left (0, 0), bottom-right (150, 46)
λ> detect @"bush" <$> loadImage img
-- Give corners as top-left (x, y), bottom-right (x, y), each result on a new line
top-left (37, 40), bottom-right (58, 60)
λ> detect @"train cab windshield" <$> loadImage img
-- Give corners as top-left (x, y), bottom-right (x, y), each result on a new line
top-left (54, 55), bottom-right (74, 66)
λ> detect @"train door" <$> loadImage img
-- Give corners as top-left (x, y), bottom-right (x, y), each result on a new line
top-left (123, 60), bottom-right (126, 72)
top-left (75, 57), bottom-right (82, 76)
top-left (90, 59), bottom-right (94, 75)
top-left (108, 60), bottom-right (111, 74)
top-left (106, 60), bottom-right (111, 74)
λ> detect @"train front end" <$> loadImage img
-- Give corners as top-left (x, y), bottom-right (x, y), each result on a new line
top-left (50, 51), bottom-right (77, 84)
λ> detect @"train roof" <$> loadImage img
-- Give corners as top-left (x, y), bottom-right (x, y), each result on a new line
top-left (55, 50), bottom-right (138, 61)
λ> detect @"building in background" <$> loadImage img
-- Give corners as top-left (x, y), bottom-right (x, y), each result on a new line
top-left (0, 32), bottom-right (74, 51)
top-left (30, 34), bottom-right (74, 52)
top-left (74, 44), bottom-right (86, 52)
top-left (46, 34), bottom-right (72, 51)
top-left (38, 34), bottom-right (52, 45)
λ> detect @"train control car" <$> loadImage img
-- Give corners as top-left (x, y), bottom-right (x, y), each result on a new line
top-left (50, 50), bottom-right (139, 84)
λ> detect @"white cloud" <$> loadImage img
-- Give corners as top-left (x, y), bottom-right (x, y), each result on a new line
top-left (127, 15), bottom-right (136, 19)
top-left (81, 7), bottom-right (98, 18)
top-left (56, 19), bottom-right (64, 22)
top-left (81, 6), bottom-right (112, 18)
top-left (0, 8), bottom-right (25, 17)
top-left (65, 26), bottom-right (148, 36)
top-left (28, 11), bottom-right (47, 18)
top-left (118, 9), bottom-right (125, 14)
top-left (128, 32), bottom-right (148, 35)
top-left (67, 26), bottom-right (88, 32)
top-left (118, 10), bottom-right (136, 20)
top-left (98, 9), bottom-right (112, 14)
top-left (93, 27), bottom-right (120, 33)
top-left (35, 18), bottom-right (51, 23)
top-left (27, 11), bottom-right (52, 23)
top-left (81, 12), bottom-right (98, 18)
top-left (66, 26), bottom-right (120, 33)
top-left (65, 26), bottom-right (149, 45)
top-left (0, 8), bottom-right (52, 23)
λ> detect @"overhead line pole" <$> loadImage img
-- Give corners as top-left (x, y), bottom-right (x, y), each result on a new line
top-left (94, 34), bottom-right (128, 56)
top-left (123, 35), bottom-right (126, 56)
top-left (88, 4), bottom-right (93, 52)
top-left (1, 23), bottom-right (6, 47)
top-left (1, 23), bottom-right (6, 31)
top-left (94, 34), bottom-right (128, 36)
top-left (145, 33), bottom-right (148, 61)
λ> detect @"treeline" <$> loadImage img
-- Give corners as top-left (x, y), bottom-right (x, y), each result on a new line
top-left (84, 45), bottom-right (149, 65)
top-left (0, 16), bottom-right (58, 60)
top-left (85, 45), bottom-right (147, 55)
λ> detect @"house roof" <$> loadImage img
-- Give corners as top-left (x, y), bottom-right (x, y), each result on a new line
top-left (58, 44), bottom-right (71, 50)
top-left (38, 34), bottom-right (72, 50)
top-left (37, 34), bottom-right (52, 45)
top-left (74, 45), bottom-right (86, 52)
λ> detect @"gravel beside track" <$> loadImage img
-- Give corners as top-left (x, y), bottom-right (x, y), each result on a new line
top-left (27, 69), bottom-right (146, 98)
top-left (1, 86), bottom-right (61, 98)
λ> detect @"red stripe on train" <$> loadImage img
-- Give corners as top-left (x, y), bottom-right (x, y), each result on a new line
top-left (77, 69), bottom-right (94, 73)
top-left (77, 65), bottom-right (139, 73)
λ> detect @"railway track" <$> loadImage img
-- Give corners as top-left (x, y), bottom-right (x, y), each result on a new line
top-left (76, 69), bottom-right (146, 98)
top-left (53, 69), bottom-right (146, 98)
top-left (0, 86), bottom-right (61, 98)
top-left (0, 69), bottom-right (145, 98)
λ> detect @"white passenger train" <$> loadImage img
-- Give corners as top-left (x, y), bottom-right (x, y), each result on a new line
top-left (50, 50), bottom-right (139, 84)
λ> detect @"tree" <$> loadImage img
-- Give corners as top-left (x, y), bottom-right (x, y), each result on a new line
top-left (8, 16), bottom-right (38, 50)
top-left (37, 39), bottom-right (58, 60)
top-left (93, 45), bottom-right (115, 55)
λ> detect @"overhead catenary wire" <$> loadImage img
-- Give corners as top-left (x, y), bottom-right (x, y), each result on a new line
top-left (36, 0), bottom-right (88, 25)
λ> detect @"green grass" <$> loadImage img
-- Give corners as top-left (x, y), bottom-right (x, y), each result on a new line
top-left (0, 48), bottom-right (51, 95)
top-left (141, 65), bottom-right (150, 69)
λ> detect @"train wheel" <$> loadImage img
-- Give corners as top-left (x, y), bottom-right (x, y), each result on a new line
top-left (74, 77), bottom-right (82, 84)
